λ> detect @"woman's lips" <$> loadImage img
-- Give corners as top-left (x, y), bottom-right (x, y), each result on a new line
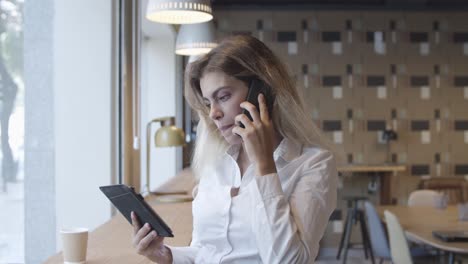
top-left (219, 124), bottom-right (234, 133)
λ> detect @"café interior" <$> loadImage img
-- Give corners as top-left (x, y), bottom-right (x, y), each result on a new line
top-left (3, 0), bottom-right (468, 263)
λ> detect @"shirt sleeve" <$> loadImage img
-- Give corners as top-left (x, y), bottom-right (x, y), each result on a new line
top-left (166, 245), bottom-right (199, 264)
top-left (248, 150), bottom-right (338, 264)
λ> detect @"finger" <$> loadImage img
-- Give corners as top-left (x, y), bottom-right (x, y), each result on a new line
top-left (134, 223), bottom-right (151, 246)
top-left (240, 101), bottom-right (261, 123)
top-left (131, 212), bottom-right (141, 235)
top-left (139, 233), bottom-right (165, 257)
top-left (136, 230), bottom-right (157, 254)
top-left (235, 114), bottom-right (253, 129)
top-left (258, 94), bottom-right (270, 121)
top-left (231, 126), bottom-right (244, 138)
top-left (152, 231), bottom-right (164, 245)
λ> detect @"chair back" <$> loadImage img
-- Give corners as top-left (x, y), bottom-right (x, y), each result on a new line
top-left (384, 210), bottom-right (413, 264)
top-left (408, 189), bottom-right (441, 207)
top-left (364, 201), bottom-right (391, 259)
top-left (419, 177), bottom-right (467, 204)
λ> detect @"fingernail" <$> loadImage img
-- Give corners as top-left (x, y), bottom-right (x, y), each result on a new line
top-left (145, 223), bottom-right (149, 228)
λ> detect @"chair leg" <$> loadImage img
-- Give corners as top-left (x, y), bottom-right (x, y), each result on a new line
top-left (358, 211), bottom-right (369, 260)
top-left (359, 211), bottom-right (375, 264)
top-left (448, 252), bottom-right (455, 264)
top-left (337, 207), bottom-right (353, 260)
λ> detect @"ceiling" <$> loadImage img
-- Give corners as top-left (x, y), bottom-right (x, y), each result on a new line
top-left (212, 0), bottom-right (468, 10)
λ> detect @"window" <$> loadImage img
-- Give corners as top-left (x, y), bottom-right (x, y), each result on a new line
top-left (0, 0), bottom-right (24, 262)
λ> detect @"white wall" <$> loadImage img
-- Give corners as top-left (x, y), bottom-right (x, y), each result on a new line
top-left (53, 0), bottom-right (114, 249)
top-left (52, 0), bottom-right (179, 252)
top-left (140, 27), bottom-right (179, 191)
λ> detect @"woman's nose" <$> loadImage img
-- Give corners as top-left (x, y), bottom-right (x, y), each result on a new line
top-left (209, 105), bottom-right (223, 121)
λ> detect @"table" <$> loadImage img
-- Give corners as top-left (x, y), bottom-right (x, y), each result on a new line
top-left (43, 166), bottom-right (406, 263)
top-left (44, 173), bottom-right (195, 264)
top-left (338, 165), bottom-right (406, 205)
top-left (377, 205), bottom-right (468, 263)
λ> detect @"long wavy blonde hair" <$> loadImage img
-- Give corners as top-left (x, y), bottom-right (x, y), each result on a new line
top-left (185, 35), bottom-right (336, 178)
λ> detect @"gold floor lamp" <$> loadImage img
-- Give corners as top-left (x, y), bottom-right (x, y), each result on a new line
top-left (146, 116), bottom-right (192, 202)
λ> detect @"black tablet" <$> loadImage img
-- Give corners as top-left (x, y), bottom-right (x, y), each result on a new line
top-left (100, 184), bottom-right (174, 237)
top-left (433, 230), bottom-right (468, 242)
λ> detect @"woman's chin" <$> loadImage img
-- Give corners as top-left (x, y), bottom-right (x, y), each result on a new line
top-left (224, 132), bottom-right (243, 145)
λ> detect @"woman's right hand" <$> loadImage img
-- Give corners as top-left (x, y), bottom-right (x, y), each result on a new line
top-left (131, 211), bottom-right (173, 264)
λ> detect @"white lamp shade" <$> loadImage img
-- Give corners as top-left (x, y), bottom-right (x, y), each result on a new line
top-left (176, 21), bottom-right (217, 56)
top-left (146, 0), bottom-right (213, 24)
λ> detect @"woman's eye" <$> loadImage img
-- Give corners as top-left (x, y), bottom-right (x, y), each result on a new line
top-left (219, 94), bottom-right (230, 102)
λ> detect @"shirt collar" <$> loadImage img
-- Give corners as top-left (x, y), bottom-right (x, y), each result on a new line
top-left (225, 138), bottom-right (303, 163)
top-left (273, 138), bottom-right (303, 163)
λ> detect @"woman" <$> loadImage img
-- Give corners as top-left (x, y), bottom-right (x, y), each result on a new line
top-left (131, 35), bottom-right (337, 263)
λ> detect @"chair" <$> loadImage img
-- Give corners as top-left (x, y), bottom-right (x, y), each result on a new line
top-left (407, 190), bottom-right (441, 207)
top-left (384, 210), bottom-right (413, 264)
top-left (364, 202), bottom-right (433, 264)
top-left (419, 177), bottom-right (467, 205)
top-left (364, 201), bottom-right (391, 263)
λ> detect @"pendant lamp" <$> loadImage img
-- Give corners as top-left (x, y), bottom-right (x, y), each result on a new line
top-left (176, 21), bottom-right (217, 56)
top-left (146, 0), bottom-right (213, 24)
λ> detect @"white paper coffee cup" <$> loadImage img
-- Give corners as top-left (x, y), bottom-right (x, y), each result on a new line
top-left (60, 227), bottom-right (88, 264)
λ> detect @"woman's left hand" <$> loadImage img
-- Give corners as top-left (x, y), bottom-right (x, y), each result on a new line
top-left (232, 94), bottom-right (277, 176)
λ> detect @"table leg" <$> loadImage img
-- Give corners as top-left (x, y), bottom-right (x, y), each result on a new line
top-left (341, 208), bottom-right (355, 264)
top-left (337, 207), bottom-right (353, 260)
top-left (380, 172), bottom-right (392, 205)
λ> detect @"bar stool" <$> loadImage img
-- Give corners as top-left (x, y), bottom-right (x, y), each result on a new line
top-left (336, 196), bottom-right (374, 264)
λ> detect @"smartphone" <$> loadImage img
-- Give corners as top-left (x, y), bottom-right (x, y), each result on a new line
top-left (239, 79), bottom-right (275, 129)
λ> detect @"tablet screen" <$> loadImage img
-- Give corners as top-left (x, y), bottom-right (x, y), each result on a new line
top-left (100, 184), bottom-right (173, 237)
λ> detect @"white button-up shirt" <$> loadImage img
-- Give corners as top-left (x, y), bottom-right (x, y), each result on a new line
top-left (169, 138), bottom-right (337, 263)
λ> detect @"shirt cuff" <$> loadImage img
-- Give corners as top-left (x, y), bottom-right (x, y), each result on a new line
top-left (253, 172), bottom-right (284, 201)
top-left (166, 246), bottom-right (198, 264)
